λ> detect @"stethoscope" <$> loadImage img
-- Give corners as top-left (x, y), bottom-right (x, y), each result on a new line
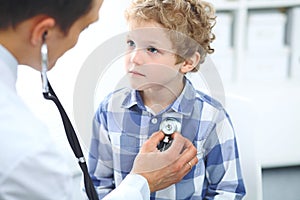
top-left (157, 118), bottom-right (182, 151)
top-left (40, 33), bottom-right (99, 200)
top-left (41, 41), bottom-right (49, 93)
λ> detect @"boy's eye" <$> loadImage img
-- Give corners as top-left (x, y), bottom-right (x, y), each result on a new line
top-left (147, 46), bottom-right (158, 54)
top-left (127, 40), bottom-right (135, 48)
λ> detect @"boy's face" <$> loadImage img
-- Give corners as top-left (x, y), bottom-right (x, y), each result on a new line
top-left (125, 19), bottom-right (185, 91)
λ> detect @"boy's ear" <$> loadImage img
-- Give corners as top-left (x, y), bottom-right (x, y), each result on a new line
top-left (30, 17), bottom-right (55, 45)
top-left (180, 52), bottom-right (201, 73)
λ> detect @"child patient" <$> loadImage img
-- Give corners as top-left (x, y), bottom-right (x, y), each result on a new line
top-left (88, 0), bottom-right (246, 199)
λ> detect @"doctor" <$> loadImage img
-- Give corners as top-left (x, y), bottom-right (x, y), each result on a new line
top-left (0, 0), bottom-right (198, 199)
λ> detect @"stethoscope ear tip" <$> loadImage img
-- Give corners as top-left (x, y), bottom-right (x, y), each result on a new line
top-left (41, 41), bottom-right (49, 93)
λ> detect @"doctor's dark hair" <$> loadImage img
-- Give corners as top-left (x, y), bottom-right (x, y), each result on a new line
top-left (125, 0), bottom-right (216, 71)
top-left (0, 0), bottom-right (93, 33)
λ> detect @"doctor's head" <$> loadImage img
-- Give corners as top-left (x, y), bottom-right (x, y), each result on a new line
top-left (0, 0), bottom-right (103, 70)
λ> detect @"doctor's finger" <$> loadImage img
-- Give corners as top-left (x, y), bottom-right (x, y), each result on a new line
top-left (140, 131), bottom-right (164, 153)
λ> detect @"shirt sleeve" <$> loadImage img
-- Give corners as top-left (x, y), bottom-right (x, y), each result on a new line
top-left (203, 109), bottom-right (246, 199)
top-left (103, 174), bottom-right (150, 200)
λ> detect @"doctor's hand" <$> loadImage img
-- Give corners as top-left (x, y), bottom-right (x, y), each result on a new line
top-left (131, 131), bottom-right (198, 192)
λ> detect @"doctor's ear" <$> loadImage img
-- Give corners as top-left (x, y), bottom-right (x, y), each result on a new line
top-left (180, 52), bottom-right (201, 73)
top-left (30, 17), bottom-right (55, 46)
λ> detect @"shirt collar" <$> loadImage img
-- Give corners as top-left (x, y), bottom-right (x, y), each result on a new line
top-left (122, 77), bottom-right (196, 116)
top-left (171, 78), bottom-right (196, 115)
top-left (122, 89), bottom-right (147, 111)
top-left (0, 45), bottom-right (18, 90)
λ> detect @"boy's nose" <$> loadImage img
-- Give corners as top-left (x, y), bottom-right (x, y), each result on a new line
top-left (130, 48), bottom-right (144, 65)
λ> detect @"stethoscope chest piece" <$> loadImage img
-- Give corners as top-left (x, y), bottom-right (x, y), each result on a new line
top-left (157, 118), bottom-right (181, 151)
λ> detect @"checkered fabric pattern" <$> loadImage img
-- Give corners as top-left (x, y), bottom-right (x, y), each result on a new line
top-left (88, 78), bottom-right (246, 199)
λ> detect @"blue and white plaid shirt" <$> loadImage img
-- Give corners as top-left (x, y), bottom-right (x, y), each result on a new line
top-left (88, 78), bottom-right (246, 199)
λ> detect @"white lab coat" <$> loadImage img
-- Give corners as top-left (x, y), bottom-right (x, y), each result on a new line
top-left (0, 45), bottom-right (150, 200)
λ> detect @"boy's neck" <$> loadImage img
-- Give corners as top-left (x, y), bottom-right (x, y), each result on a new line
top-left (140, 79), bottom-right (185, 114)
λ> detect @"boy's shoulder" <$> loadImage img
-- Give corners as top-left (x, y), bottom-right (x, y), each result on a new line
top-left (194, 89), bottom-right (224, 111)
top-left (185, 77), bottom-right (224, 111)
top-left (194, 90), bottom-right (230, 123)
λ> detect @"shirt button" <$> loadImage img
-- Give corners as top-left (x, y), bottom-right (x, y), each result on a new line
top-left (151, 118), bottom-right (158, 124)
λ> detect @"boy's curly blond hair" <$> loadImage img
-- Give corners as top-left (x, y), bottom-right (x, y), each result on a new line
top-left (125, 0), bottom-right (216, 71)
